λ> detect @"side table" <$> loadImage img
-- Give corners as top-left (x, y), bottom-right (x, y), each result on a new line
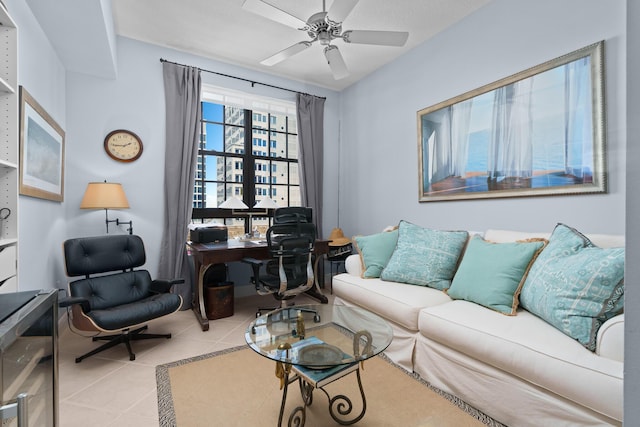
top-left (245, 304), bottom-right (393, 426)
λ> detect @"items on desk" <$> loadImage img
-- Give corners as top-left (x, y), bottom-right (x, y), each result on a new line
top-left (190, 224), bottom-right (228, 243)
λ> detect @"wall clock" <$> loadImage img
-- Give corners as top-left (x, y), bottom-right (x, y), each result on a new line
top-left (104, 129), bottom-right (143, 162)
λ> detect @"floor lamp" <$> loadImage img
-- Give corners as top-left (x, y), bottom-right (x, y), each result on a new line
top-left (80, 181), bottom-right (133, 234)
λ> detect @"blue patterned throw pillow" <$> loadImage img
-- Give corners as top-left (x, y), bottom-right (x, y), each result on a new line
top-left (520, 223), bottom-right (624, 351)
top-left (380, 220), bottom-right (468, 290)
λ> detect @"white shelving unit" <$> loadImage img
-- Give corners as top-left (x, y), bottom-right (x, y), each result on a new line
top-left (0, 4), bottom-right (18, 294)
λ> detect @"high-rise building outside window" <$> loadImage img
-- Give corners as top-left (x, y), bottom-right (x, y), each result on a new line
top-left (192, 86), bottom-right (301, 237)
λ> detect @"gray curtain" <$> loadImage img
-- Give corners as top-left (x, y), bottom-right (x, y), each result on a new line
top-left (159, 62), bottom-right (201, 309)
top-left (296, 93), bottom-right (325, 239)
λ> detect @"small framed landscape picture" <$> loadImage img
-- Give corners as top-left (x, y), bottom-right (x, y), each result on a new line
top-left (19, 86), bottom-right (65, 202)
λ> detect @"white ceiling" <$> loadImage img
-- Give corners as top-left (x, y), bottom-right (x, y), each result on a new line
top-left (112, 0), bottom-right (491, 91)
top-left (28, 0), bottom-right (491, 91)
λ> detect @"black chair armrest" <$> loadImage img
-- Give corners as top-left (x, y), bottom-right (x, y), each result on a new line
top-left (151, 278), bottom-right (185, 294)
top-left (59, 296), bottom-right (91, 313)
top-left (242, 257), bottom-right (264, 284)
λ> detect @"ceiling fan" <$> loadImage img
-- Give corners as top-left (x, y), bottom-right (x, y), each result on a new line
top-left (242, 0), bottom-right (409, 80)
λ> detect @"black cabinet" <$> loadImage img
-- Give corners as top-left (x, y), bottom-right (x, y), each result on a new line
top-left (0, 290), bottom-right (58, 426)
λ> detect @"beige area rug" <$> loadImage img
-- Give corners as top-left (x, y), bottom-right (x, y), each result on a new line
top-left (156, 345), bottom-right (505, 427)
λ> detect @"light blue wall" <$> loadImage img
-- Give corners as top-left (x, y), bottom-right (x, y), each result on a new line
top-left (9, 0), bottom-right (67, 291)
top-left (339, 0), bottom-right (626, 237)
top-left (64, 37), bottom-right (340, 294)
top-left (10, 1), bottom-right (340, 295)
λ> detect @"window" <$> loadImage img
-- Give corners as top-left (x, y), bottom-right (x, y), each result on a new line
top-left (192, 86), bottom-right (301, 237)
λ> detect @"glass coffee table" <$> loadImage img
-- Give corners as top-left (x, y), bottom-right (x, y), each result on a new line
top-left (245, 304), bottom-right (393, 426)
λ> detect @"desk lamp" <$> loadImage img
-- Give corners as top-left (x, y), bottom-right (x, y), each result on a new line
top-left (80, 181), bottom-right (133, 234)
top-left (251, 197), bottom-right (279, 236)
top-left (218, 196), bottom-right (249, 211)
top-left (218, 197), bottom-right (249, 237)
top-left (254, 197), bottom-right (279, 212)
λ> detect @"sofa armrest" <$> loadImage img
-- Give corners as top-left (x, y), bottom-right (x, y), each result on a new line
top-left (596, 313), bottom-right (624, 362)
top-left (344, 254), bottom-right (362, 276)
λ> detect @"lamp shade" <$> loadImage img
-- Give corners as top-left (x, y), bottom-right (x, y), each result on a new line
top-left (80, 182), bottom-right (130, 209)
top-left (254, 197), bottom-right (279, 209)
top-left (218, 197), bottom-right (249, 210)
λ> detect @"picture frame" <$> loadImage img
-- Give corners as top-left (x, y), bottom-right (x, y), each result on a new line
top-left (19, 86), bottom-right (65, 202)
top-left (417, 41), bottom-right (606, 202)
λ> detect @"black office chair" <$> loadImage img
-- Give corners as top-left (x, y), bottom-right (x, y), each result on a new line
top-left (273, 206), bottom-right (313, 225)
top-left (244, 221), bottom-right (317, 317)
top-left (61, 234), bottom-right (184, 363)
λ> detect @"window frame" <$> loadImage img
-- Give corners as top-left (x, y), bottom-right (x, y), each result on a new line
top-left (192, 97), bottom-right (299, 232)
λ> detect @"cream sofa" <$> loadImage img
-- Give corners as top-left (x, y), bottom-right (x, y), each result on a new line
top-left (332, 228), bottom-right (624, 427)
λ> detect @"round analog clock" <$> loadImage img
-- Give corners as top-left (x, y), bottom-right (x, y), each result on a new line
top-left (104, 129), bottom-right (143, 162)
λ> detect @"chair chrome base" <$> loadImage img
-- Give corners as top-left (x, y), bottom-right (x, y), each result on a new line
top-left (75, 325), bottom-right (171, 363)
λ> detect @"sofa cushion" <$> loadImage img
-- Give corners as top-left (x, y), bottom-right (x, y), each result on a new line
top-left (332, 273), bottom-right (452, 331)
top-left (380, 220), bottom-right (468, 290)
top-left (353, 228), bottom-right (399, 278)
top-left (520, 223), bottom-right (625, 351)
top-left (447, 236), bottom-right (546, 315)
top-left (418, 300), bottom-right (623, 421)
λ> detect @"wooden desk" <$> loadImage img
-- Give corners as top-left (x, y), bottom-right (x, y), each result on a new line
top-left (187, 239), bottom-right (330, 331)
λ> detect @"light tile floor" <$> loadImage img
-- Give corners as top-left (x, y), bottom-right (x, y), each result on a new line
top-left (58, 293), bottom-right (328, 427)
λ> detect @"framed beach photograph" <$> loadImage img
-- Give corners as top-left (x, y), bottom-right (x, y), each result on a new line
top-left (417, 41), bottom-right (606, 202)
top-left (19, 86), bottom-right (65, 202)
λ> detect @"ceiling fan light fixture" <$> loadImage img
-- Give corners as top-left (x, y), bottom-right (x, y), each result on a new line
top-left (245, 0), bottom-right (409, 78)
top-left (318, 31), bottom-right (332, 46)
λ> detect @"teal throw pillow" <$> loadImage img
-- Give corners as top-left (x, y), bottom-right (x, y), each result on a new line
top-left (353, 229), bottom-right (399, 278)
top-left (447, 235), bottom-right (546, 315)
top-left (380, 220), bottom-right (468, 290)
top-left (520, 223), bottom-right (625, 351)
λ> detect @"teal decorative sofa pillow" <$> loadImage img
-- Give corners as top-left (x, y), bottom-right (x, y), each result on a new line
top-left (380, 220), bottom-right (468, 290)
top-left (353, 228), bottom-right (399, 278)
top-left (448, 235), bottom-right (546, 315)
top-left (520, 223), bottom-right (625, 351)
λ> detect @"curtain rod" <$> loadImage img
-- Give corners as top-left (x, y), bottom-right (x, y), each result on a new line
top-left (159, 58), bottom-right (325, 99)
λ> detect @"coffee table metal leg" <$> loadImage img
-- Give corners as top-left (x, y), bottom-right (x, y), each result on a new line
top-left (322, 368), bottom-right (367, 425)
top-left (278, 374), bottom-right (307, 427)
top-left (299, 379), bottom-right (314, 406)
top-left (277, 365), bottom-right (367, 426)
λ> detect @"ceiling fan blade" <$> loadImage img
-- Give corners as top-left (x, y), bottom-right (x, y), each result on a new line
top-left (324, 45), bottom-right (349, 80)
top-left (343, 30), bottom-right (409, 47)
top-left (326, 0), bottom-right (359, 26)
top-left (242, 0), bottom-right (306, 29)
top-left (261, 41), bottom-right (312, 66)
